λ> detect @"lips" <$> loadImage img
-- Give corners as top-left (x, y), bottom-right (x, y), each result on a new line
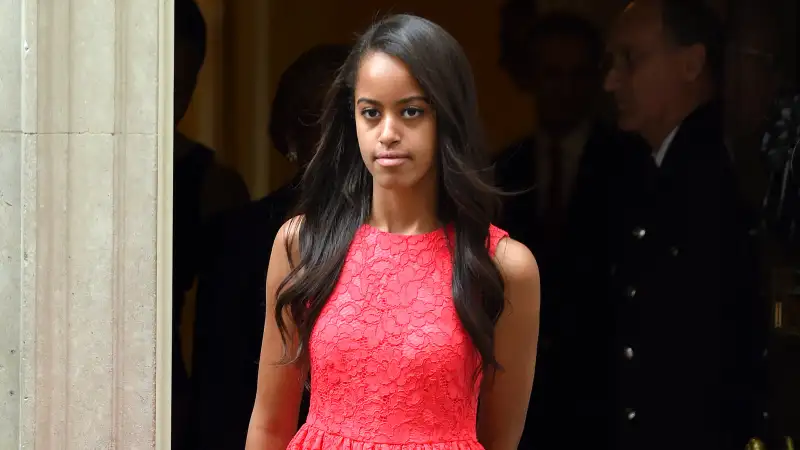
top-left (375, 150), bottom-right (410, 167)
top-left (375, 150), bottom-right (410, 160)
top-left (614, 95), bottom-right (630, 111)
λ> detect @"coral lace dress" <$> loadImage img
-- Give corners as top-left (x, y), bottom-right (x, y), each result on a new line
top-left (287, 223), bottom-right (508, 450)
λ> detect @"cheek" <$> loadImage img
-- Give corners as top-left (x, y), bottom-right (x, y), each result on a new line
top-left (356, 121), bottom-right (375, 162)
top-left (630, 70), bottom-right (669, 111)
top-left (412, 122), bottom-right (438, 168)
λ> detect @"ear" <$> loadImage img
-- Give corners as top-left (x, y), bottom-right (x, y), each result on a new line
top-left (682, 43), bottom-right (707, 82)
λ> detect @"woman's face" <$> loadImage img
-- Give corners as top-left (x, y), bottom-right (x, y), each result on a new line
top-left (354, 51), bottom-right (437, 191)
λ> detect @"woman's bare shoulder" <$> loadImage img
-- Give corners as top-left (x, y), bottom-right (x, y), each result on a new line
top-left (274, 215), bottom-right (305, 263)
top-left (493, 237), bottom-right (539, 285)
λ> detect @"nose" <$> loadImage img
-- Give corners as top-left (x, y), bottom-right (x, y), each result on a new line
top-left (378, 115), bottom-right (400, 148)
top-left (603, 67), bottom-right (620, 93)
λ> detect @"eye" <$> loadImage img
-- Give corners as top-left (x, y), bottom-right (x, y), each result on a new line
top-left (600, 53), bottom-right (613, 74)
top-left (401, 107), bottom-right (424, 119)
top-left (608, 50), bottom-right (633, 73)
top-left (624, 50), bottom-right (645, 71)
top-left (360, 108), bottom-right (381, 120)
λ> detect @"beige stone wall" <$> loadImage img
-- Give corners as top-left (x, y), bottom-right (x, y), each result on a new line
top-left (0, 0), bottom-right (23, 445)
top-left (0, 0), bottom-right (172, 448)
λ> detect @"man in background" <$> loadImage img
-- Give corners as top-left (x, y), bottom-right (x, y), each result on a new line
top-left (566, 0), bottom-right (765, 447)
top-left (494, 10), bottom-right (618, 449)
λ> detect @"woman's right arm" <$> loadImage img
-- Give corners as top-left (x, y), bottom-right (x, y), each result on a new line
top-left (246, 218), bottom-right (307, 450)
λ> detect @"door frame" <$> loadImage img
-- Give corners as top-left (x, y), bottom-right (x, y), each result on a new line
top-left (156, 0), bottom-right (175, 447)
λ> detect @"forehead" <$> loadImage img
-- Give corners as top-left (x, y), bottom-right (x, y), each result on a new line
top-left (534, 35), bottom-right (594, 65)
top-left (608, 0), bottom-right (666, 50)
top-left (354, 52), bottom-right (422, 95)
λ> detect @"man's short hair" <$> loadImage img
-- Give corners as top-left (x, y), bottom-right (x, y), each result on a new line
top-left (269, 44), bottom-right (351, 155)
top-left (660, 0), bottom-right (725, 83)
top-left (528, 12), bottom-right (604, 65)
top-left (499, 8), bottom-right (603, 86)
top-left (175, 0), bottom-right (207, 68)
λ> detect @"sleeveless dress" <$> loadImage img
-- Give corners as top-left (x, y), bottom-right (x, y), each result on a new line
top-left (287, 223), bottom-right (509, 450)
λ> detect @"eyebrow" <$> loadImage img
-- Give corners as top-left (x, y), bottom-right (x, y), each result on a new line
top-left (356, 95), bottom-right (429, 106)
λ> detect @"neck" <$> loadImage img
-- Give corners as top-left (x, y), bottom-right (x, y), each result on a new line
top-left (174, 131), bottom-right (194, 160)
top-left (540, 117), bottom-right (588, 141)
top-left (642, 97), bottom-right (708, 150)
top-left (369, 173), bottom-right (439, 235)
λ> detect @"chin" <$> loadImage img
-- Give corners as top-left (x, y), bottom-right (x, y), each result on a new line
top-left (616, 114), bottom-right (640, 132)
top-left (371, 169), bottom-right (424, 190)
top-left (373, 175), bottom-right (414, 191)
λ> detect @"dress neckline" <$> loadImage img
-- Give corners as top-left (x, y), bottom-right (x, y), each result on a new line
top-left (361, 222), bottom-right (448, 239)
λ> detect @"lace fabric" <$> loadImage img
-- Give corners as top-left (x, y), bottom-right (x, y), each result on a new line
top-left (287, 224), bottom-right (508, 450)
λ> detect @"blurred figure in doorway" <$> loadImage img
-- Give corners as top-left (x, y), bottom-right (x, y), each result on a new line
top-left (172, 0), bottom-right (250, 448)
top-left (494, 9), bottom-right (618, 449)
top-left (189, 44), bottom-right (350, 450)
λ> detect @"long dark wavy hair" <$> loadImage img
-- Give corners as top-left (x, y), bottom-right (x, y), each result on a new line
top-left (274, 14), bottom-right (506, 377)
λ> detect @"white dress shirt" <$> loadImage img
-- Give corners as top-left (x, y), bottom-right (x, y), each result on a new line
top-left (653, 125), bottom-right (680, 167)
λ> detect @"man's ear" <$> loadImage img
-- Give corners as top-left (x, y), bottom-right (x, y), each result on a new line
top-left (682, 43), bottom-right (707, 82)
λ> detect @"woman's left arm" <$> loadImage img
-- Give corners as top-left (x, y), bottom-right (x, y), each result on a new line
top-left (478, 238), bottom-right (541, 450)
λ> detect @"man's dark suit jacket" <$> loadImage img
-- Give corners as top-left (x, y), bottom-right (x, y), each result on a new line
top-left (494, 122), bottom-right (620, 449)
top-left (561, 102), bottom-right (767, 449)
top-left (189, 177), bottom-right (311, 449)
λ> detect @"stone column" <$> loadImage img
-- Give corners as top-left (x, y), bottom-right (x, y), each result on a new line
top-left (0, 0), bottom-right (174, 448)
top-left (0, 0), bottom-right (24, 445)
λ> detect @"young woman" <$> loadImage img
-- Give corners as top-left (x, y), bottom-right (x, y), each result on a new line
top-left (246, 14), bottom-right (540, 450)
